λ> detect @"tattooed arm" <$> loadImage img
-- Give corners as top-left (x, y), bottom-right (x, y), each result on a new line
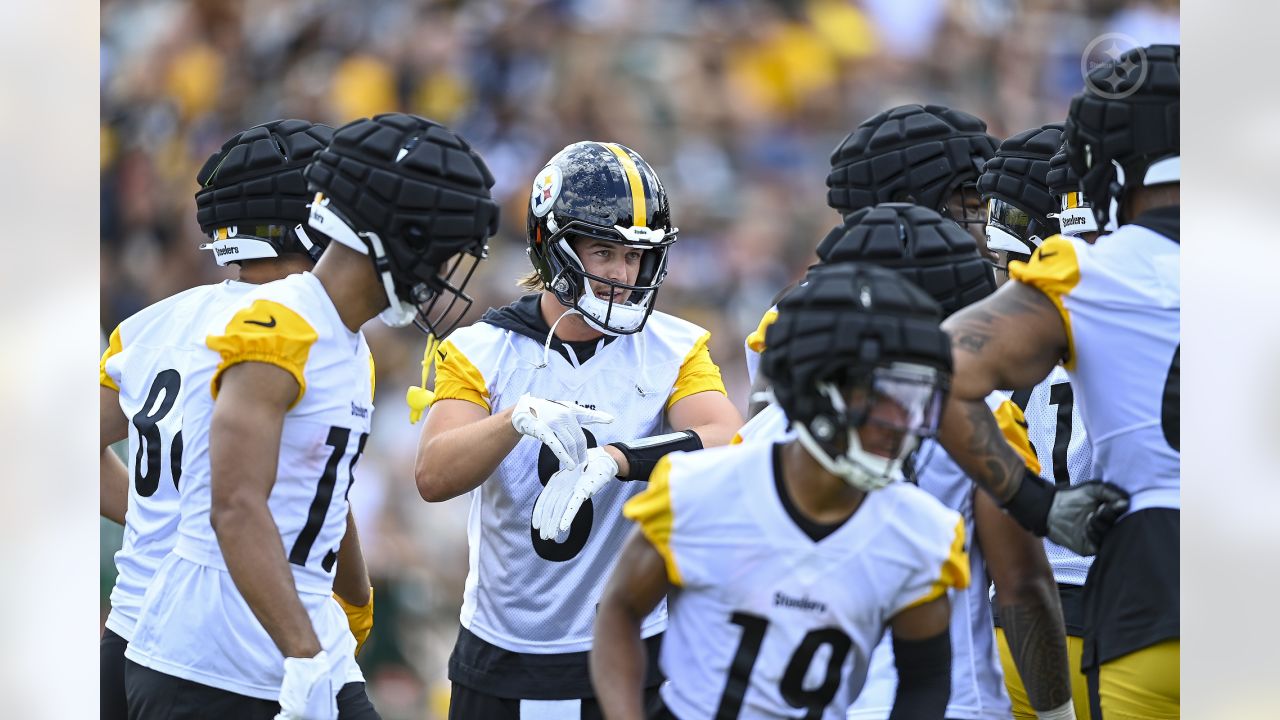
top-left (976, 491), bottom-right (1072, 711)
top-left (937, 281), bottom-right (1067, 503)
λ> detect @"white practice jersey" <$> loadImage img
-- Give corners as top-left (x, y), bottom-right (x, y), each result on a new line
top-left (125, 272), bottom-right (372, 699)
top-left (626, 442), bottom-right (968, 720)
top-left (1011, 229), bottom-right (1180, 514)
top-left (989, 366), bottom-right (1096, 586)
top-left (100, 280), bottom-right (255, 641)
top-left (734, 397), bottom-right (1013, 718)
top-left (848, 431), bottom-right (1007, 720)
top-left (431, 308), bottom-right (727, 654)
top-left (733, 401), bottom-right (793, 446)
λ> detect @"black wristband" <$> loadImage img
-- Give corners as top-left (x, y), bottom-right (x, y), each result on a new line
top-left (1001, 470), bottom-right (1054, 537)
top-left (608, 430), bottom-right (703, 481)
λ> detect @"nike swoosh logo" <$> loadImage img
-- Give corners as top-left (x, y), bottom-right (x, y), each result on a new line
top-left (1038, 250), bottom-right (1058, 260)
top-left (245, 316), bottom-right (277, 328)
top-left (437, 349), bottom-right (447, 362)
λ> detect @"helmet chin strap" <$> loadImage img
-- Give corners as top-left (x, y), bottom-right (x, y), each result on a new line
top-left (308, 196), bottom-right (416, 327)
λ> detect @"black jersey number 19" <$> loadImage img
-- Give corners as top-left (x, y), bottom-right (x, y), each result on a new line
top-left (716, 611), bottom-right (852, 720)
top-left (530, 429), bottom-right (597, 562)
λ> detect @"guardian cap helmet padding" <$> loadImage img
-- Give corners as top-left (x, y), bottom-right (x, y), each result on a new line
top-left (1064, 43), bottom-right (1179, 227)
top-left (304, 113), bottom-right (499, 336)
top-left (815, 202), bottom-right (996, 317)
top-left (525, 141), bottom-right (677, 335)
top-left (761, 263), bottom-right (952, 491)
top-left (196, 119), bottom-right (334, 265)
top-left (977, 123), bottom-right (1065, 258)
top-left (827, 104), bottom-right (1000, 231)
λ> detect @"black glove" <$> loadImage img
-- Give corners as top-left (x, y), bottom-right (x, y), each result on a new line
top-left (1002, 472), bottom-right (1130, 555)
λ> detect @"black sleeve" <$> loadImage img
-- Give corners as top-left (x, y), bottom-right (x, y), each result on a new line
top-left (608, 429), bottom-right (702, 481)
top-left (887, 629), bottom-right (952, 720)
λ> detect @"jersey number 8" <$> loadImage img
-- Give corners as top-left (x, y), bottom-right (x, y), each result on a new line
top-left (132, 369), bottom-right (183, 497)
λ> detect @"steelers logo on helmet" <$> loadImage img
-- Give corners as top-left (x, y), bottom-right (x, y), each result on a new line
top-left (977, 123), bottom-right (1065, 265)
top-left (530, 165), bottom-right (563, 218)
top-left (304, 112), bottom-right (499, 338)
top-left (815, 202), bottom-right (997, 317)
top-left (761, 263), bottom-right (952, 492)
top-left (1064, 43), bottom-right (1179, 228)
top-left (195, 119), bottom-right (334, 266)
top-left (525, 141), bottom-right (678, 335)
top-left (1046, 143), bottom-right (1099, 237)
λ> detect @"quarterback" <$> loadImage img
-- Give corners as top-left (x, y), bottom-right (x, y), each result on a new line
top-left (415, 141), bottom-right (742, 718)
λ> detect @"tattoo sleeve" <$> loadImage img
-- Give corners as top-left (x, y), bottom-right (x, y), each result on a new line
top-left (939, 398), bottom-right (1027, 503)
top-left (939, 283), bottom-right (1065, 504)
top-left (999, 596), bottom-right (1072, 711)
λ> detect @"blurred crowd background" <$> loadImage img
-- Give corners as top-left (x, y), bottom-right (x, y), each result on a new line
top-left (99, 0), bottom-right (1177, 717)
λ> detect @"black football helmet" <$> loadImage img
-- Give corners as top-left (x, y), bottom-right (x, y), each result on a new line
top-left (526, 141), bottom-right (677, 335)
top-left (827, 104), bottom-right (1000, 246)
top-left (815, 203), bottom-right (996, 317)
top-left (761, 262), bottom-right (952, 491)
top-left (304, 113), bottom-right (499, 337)
top-left (195, 119), bottom-right (334, 265)
top-left (1064, 44), bottom-right (1179, 228)
top-left (977, 123), bottom-right (1065, 262)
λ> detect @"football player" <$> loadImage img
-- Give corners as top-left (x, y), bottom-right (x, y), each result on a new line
top-left (98, 119), bottom-right (376, 720)
top-left (979, 125), bottom-right (1098, 720)
top-left (594, 262), bottom-right (968, 720)
top-left (744, 104), bottom-right (999, 394)
top-left (414, 141), bottom-right (743, 718)
top-left (1045, 145), bottom-right (1102, 244)
top-left (935, 44), bottom-right (1179, 718)
top-left (122, 113), bottom-right (499, 720)
top-left (735, 204), bottom-right (1075, 720)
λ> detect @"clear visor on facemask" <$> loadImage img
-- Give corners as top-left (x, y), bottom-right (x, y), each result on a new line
top-left (795, 363), bottom-right (947, 492)
top-left (837, 363), bottom-right (947, 453)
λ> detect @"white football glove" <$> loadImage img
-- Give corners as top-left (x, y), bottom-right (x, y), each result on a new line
top-left (532, 447), bottom-right (620, 540)
top-left (275, 651), bottom-right (337, 720)
top-left (511, 394), bottom-right (614, 469)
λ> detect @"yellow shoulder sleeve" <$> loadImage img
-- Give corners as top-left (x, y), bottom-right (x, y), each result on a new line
top-left (1008, 236), bottom-right (1081, 368)
top-left (991, 400), bottom-right (1042, 475)
top-left (744, 308), bottom-right (778, 353)
top-left (667, 332), bottom-right (727, 409)
top-left (622, 456), bottom-right (684, 587)
top-left (100, 325), bottom-right (123, 391)
top-left (206, 299), bottom-right (318, 409)
top-left (368, 353), bottom-right (377, 401)
top-left (906, 516), bottom-right (971, 608)
top-left (334, 588), bottom-right (374, 657)
top-left (431, 339), bottom-right (490, 411)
